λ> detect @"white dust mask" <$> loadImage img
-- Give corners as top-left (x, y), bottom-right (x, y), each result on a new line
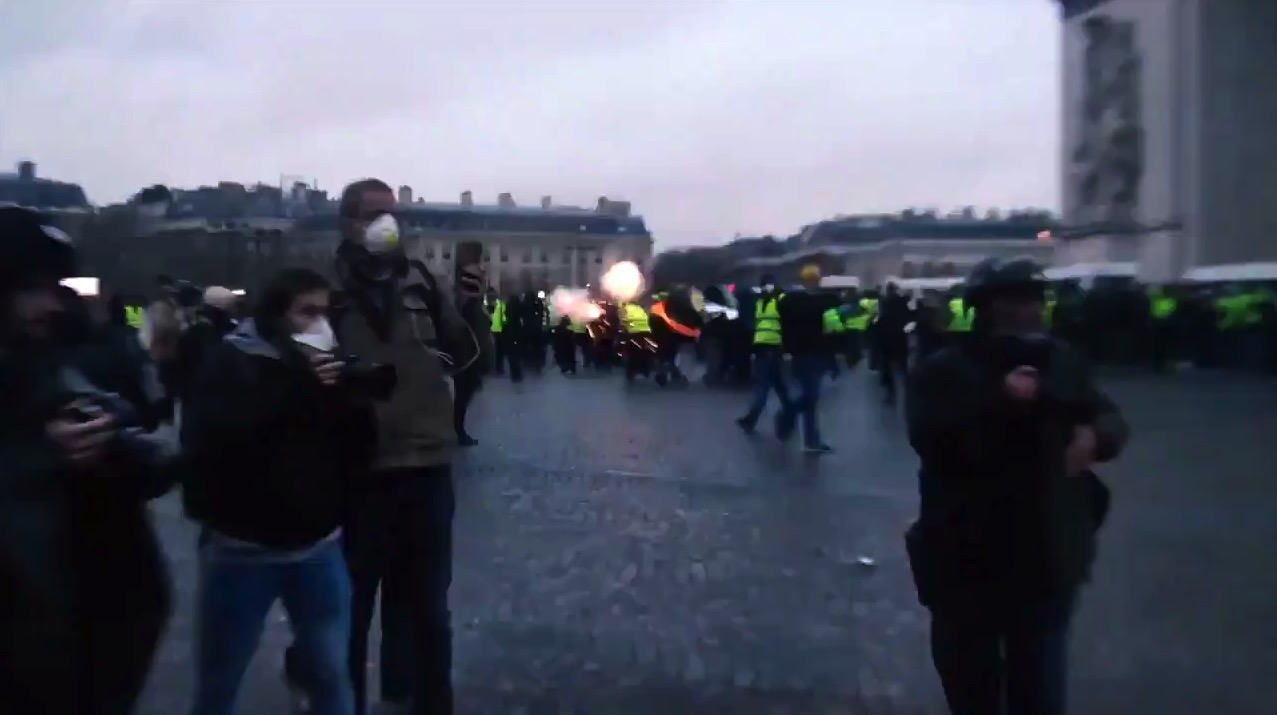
top-left (362, 213), bottom-right (401, 254)
top-left (292, 317), bottom-right (337, 352)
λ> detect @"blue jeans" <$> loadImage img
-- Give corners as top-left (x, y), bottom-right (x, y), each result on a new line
top-left (191, 535), bottom-right (353, 715)
top-left (778, 352), bottom-right (824, 447)
top-left (741, 348), bottom-right (791, 425)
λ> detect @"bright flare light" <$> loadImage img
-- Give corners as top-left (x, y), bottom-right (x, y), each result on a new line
top-left (601, 261), bottom-right (644, 302)
top-left (549, 287), bottom-right (602, 323)
top-left (61, 277), bottom-right (100, 297)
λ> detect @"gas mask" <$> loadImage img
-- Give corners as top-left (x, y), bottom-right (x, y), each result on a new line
top-left (362, 213), bottom-right (401, 255)
top-left (292, 317), bottom-right (337, 353)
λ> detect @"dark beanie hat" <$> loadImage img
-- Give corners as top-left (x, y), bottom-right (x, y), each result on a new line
top-left (0, 206), bottom-right (77, 291)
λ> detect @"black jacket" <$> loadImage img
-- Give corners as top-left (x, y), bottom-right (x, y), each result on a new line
top-left (1, 333), bottom-right (174, 713)
top-left (778, 290), bottom-right (837, 355)
top-left (904, 337), bottom-right (1128, 608)
top-left (181, 321), bottom-right (374, 549)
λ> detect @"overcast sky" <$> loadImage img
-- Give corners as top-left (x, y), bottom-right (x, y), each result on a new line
top-left (0, 0), bottom-right (1061, 247)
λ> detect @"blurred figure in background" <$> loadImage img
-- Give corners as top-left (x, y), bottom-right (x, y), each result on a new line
top-left (0, 206), bottom-right (175, 715)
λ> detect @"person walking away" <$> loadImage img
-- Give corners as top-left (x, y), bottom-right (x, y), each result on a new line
top-left (552, 316), bottom-right (578, 374)
top-left (736, 275), bottom-right (792, 433)
top-left (904, 257), bottom-right (1129, 715)
top-left (329, 179), bottom-right (492, 715)
top-left (874, 282), bottom-right (911, 405)
top-left (486, 288), bottom-right (506, 375)
top-left (0, 206), bottom-right (176, 715)
top-left (183, 268), bottom-right (378, 715)
top-left (775, 265), bottom-right (836, 453)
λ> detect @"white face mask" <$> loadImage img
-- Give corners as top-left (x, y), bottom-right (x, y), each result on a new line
top-left (762, 283), bottom-right (775, 293)
top-left (362, 213), bottom-right (401, 254)
top-left (292, 317), bottom-right (337, 352)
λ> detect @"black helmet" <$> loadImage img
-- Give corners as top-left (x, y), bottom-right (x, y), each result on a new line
top-left (0, 206), bottom-right (77, 291)
top-left (963, 256), bottom-right (1047, 305)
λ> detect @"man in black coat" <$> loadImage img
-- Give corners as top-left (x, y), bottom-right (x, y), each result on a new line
top-left (905, 257), bottom-right (1128, 715)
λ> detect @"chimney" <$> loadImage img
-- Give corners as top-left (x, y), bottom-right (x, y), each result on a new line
top-left (16, 161), bottom-right (35, 182)
top-left (398, 185), bottom-right (413, 204)
top-left (497, 192), bottom-right (515, 208)
top-left (540, 195), bottom-right (552, 210)
top-left (596, 196), bottom-right (609, 212)
top-left (460, 190), bottom-right (473, 207)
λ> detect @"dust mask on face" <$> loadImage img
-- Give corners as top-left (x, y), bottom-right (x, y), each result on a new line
top-left (762, 283), bottom-right (775, 293)
top-left (292, 317), bottom-right (336, 352)
top-left (362, 213), bottom-right (401, 254)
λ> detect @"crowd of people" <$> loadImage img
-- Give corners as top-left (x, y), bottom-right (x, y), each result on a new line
top-left (0, 176), bottom-right (490, 715)
top-left (3, 181), bottom-right (1152, 715)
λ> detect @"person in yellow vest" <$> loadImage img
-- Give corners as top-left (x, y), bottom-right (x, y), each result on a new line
top-left (486, 288), bottom-right (508, 375)
top-left (839, 290), bottom-right (870, 369)
top-left (619, 298), bottom-right (655, 381)
top-left (1147, 285), bottom-right (1179, 371)
top-left (822, 303), bottom-right (846, 378)
top-left (736, 273), bottom-right (793, 433)
top-left (568, 311), bottom-right (592, 369)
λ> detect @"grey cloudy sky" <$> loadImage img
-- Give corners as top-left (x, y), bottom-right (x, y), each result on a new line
top-left (1, 0), bottom-right (1061, 246)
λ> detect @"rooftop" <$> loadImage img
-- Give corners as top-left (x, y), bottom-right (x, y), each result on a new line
top-left (0, 161), bottom-right (91, 212)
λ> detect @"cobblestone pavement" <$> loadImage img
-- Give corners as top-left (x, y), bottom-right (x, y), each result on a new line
top-left (139, 369), bottom-right (1277, 714)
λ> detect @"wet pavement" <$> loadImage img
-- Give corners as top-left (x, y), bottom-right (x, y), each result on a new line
top-left (139, 369), bottom-right (1277, 714)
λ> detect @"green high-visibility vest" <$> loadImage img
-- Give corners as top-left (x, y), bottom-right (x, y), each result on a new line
top-left (124, 305), bottom-right (145, 329)
top-left (754, 296), bottom-right (783, 346)
top-left (490, 300), bottom-right (505, 333)
top-left (947, 298), bottom-right (974, 332)
top-left (822, 307), bottom-right (845, 335)
top-left (1150, 295), bottom-right (1177, 321)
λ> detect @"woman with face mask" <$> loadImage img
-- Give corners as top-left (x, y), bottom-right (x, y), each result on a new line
top-left (180, 268), bottom-right (375, 715)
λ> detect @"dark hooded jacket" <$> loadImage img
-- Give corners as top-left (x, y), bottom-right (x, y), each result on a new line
top-left (1, 331), bottom-right (175, 713)
top-left (904, 336), bottom-right (1128, 608)
top-left (181, 320), bottom-right (375, 549)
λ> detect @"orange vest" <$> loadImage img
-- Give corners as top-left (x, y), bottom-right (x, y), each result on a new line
top-left (651, 301), bottom-right (700, 338)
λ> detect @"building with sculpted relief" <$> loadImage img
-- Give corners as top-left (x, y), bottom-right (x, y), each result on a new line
top-left (1052, 0), bottom-right (1277, 281)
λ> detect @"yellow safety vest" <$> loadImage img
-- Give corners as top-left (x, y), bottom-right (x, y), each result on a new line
top-left (569, 319), bottom-right (587, 333)
top-left (822, 307), bottom-right (845, 334)
top-left (754, 296), bottom-right (783, 346)
top-left (947, 298), bottom-right (974, 332)
top-left (124, 305), bottom-right (145, 329)
top-left (490, 300), bottom-right (505, 333)
top-left (622, 303), bottom-right (650, 333)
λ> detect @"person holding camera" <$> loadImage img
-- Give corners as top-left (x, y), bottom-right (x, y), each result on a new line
top-left (0, 206), bottom-right (175, 715)
top-left (181, 268), bottom-right (378, 715)
top-left (904, 257), bottom-right (1129, 715)
top-left (330, 178), bottom-right (492, 715)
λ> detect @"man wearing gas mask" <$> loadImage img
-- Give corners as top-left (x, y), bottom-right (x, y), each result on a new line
top-left (0, 206), bottom-right (174, 715)
top-left (182, 267), bottom-right (378, 715)
top-left (329, 178), bottom-right (492, 715)
top-left (904, 257), bottom-right (1128, 715)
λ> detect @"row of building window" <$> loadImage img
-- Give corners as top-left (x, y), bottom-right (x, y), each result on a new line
top-left (422, 248), bottom-right (603, 264)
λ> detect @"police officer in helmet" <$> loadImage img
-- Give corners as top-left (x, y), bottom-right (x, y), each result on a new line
top-left (904, 256), bottom-right (1130, 715)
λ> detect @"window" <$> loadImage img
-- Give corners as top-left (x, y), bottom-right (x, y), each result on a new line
top-left (442, 250), bottom-right (451, 261)
top-left (539, 252), bottom-right (548, 263)
top-left (425, 248), bottom-right (435, 259)
top-left (594, 256), bottom-right (602, 264)
top-left (521, 253), bottom-right (531, 263)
